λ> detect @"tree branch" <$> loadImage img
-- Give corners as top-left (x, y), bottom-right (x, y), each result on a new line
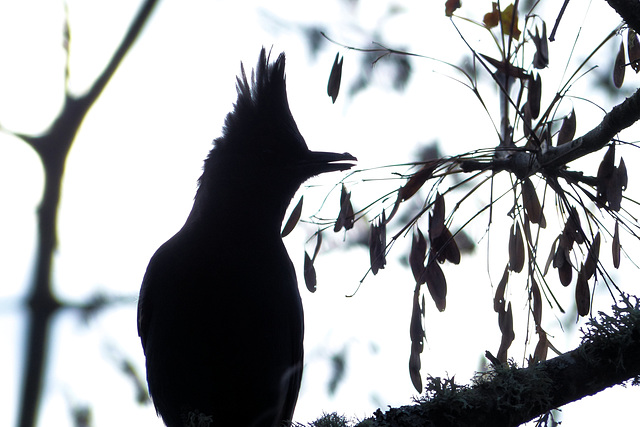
top-left (16, 2), bottom-right (159, 427)
top-left (362, 299), bottom-right (640, 427)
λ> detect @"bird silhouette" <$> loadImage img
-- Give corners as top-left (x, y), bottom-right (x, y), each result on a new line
top-left (137, 48), bottom-right (356, 427)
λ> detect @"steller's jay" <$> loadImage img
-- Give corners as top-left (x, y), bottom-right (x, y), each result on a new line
top-left (137, 48), bottom-right (356, 427)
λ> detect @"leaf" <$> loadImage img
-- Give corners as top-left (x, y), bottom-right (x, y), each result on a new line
top-left (281, 196), bottom-right (303, 237)
top-left (304, 251), bottom-right (317, 293)
top-left (628, 29), bottom-right (640, 73)
top-left (522, 178), bottom-right (545, 227)
top-left (527, 73), bottom-right (541, 119)
top-left (327, 52), bottom-right (344, 103)
top-left (543, 237), bottom-right (558, 276)
top-left (500, 3), bottom-right (521, 40)
top-left (613, 220), bottom-right (621, 269)
top-left (399, 163), bottom-right (436, 202)
top-left (483, 2), bottom-right (500, 27)
top-left (530, 22), bottom-right (549, 69)
top-left (508, 222), bottom-right (525, 273)
top-left (425, 255), bottom-right (447, 311)
top-left (494, 265), bottom-right (509, 312)
top-left (497, 302), bottom-right (515, 363)
top-left (445, 0), bottom-right (461, 17)
top-left (409, 345), bottom-right (423, 393)
top-left (584, 232), bottom-right (600, 280)
top-left (429, 192), bottom-right (446, 239)
top-left (557, 109), bottom-right (576, 146)
top-left (532, 279), bottom-right (542, 327)
top-left (532, 327), bottom-right (548, 364)
top-left (409, 284), bottom-right (425, 392)
top-left (613, 40), bottom-right (625, 88)
top-left (312, 231), bottom-right (323, 261)
top-left (410, 227), bottom-right (428, 284)
top-left (575, 268), bottom-right (590, 317)
top-left (334, 184), bottom-right (354, 232)
top-left (558, 258), bottom-right (572, 287)
top-left (369, 213), bottom-right (387, 275)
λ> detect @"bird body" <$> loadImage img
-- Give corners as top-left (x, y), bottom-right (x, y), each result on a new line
top-left (138, 49), bottom-right (355, 427)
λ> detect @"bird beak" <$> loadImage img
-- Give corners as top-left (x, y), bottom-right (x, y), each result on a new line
top-left (297, 150), bottom-right (357, 177)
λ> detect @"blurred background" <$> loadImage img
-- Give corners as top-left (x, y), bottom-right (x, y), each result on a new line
top-left (1, 1), bottom-right (640, 426)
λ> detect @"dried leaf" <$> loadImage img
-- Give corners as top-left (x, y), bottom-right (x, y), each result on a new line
top-left (425, 255), bottom-right (447, 311)
top-left (334, 184), bottom-right (354, 232)
top-left (557, 109), bottom-right (576, 146)
top-left (522, 178), bottom-right (545, 227)
top-left (530, 22), bottom-right (549, 69)
top-left (543, 237), bottom-right (558, 276)
top-left (410, 227), bottom-right (428, 284)
top-left (558, 258), bottom-right (572, 287)
top-left (500, 3), bottom-right (521, 40)
top-left (281, 196), bottom-right (303, 237)
top-left (409, 346), bottom-right (423, 392)
top-left (483, 2), bottom-right (500, 27)
top-left (445, 0), bottom-right (461, 17)
top-left (628, 29), bottom-right (640, 73)
top-left (398, 163), bottom-right (436, 202)
top-left (312, 231), bottom-right (323, 261)
top-left (527, 73), bottom-right (541, 119)
top-left (614, 40), bottom-right (626, 88)
top-left (532, 327), bottom-right (548, 364)
top-left (508, 222), bottom-right (525, 273)
top-left (584, 232), bottom-right (600, 280)
top-left (409, 284), bottom-right (425, 392)
top-left (532, 279), bottom-right (542, 327)
top-left (304, 251), bottom-right (317, 293)
top-left (497, 302), bottom-right (515, 363)
top-left (369, 213), bottom-right (387, 275)
top-left (327, 52), bottom-right (344, 103)
top-left (575, 268), bottom-right (590, 316)
top-left (494, 265), bottom-right (509, 312)
top-left (613, 220), bottom-right (621, 268)
top-left (429, 192), bottom-right (446, 239)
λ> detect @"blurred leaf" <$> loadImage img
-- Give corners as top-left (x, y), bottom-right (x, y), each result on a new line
top-left (557, 109), bottom-right (576, 146)
top-left (613, 40), bottom-right (625, 88)
top-left (327, 52), bottom-right (344, 103)
top-left (304, 251), bottom-right (317, 293)
top-left (281, 196), bottom-right (303, 237)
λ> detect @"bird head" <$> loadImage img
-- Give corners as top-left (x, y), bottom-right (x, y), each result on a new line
top-left (196, 48), bottom-right (356, 222)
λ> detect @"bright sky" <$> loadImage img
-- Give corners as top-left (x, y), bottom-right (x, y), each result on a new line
top-left (2, 1), bottom-right (640, 426)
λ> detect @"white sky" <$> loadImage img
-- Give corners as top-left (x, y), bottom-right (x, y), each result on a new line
top-left (1, 1), bottom-right (640, 426)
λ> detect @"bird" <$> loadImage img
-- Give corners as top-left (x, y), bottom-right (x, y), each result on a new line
top-left (137, 48), bottom-right (356, 427)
